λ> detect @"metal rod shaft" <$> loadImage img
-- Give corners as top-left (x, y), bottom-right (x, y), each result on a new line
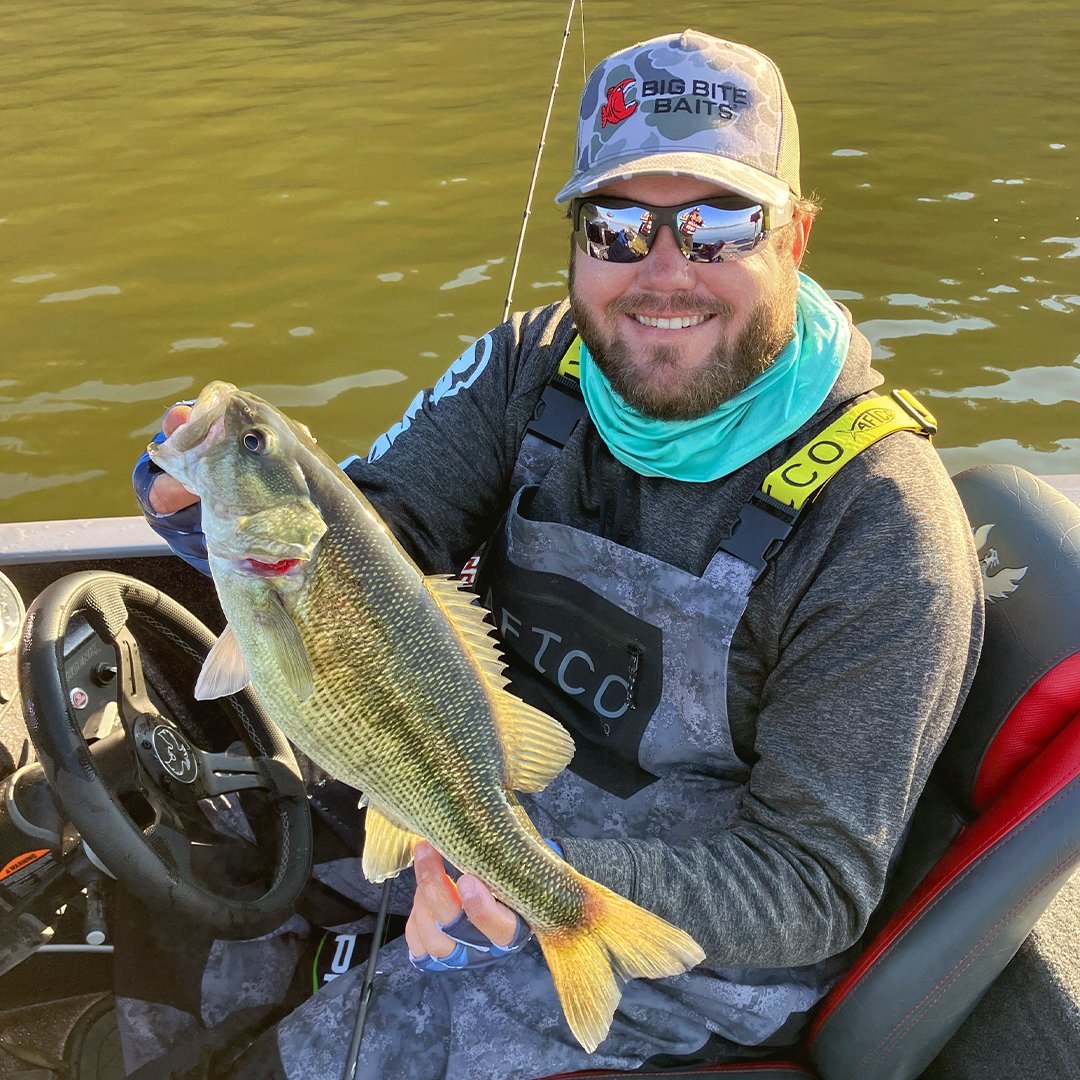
top-left (342, 879), bottom-right (394, 1080)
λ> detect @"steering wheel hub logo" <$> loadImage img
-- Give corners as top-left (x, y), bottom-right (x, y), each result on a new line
top-left (151, 725), bottom-right (198, 784)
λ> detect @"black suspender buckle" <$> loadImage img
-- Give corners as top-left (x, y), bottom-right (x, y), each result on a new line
top-left (525, 374), bottom-right (587, 448)
top-left (717, 492), bottom-right (802, 582)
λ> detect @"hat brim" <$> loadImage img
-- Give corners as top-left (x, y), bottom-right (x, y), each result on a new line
top-left (555, 151), bottom-right (794, 209)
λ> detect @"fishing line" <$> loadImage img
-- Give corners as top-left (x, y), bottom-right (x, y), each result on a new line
top-left (580, 0), bottom-right (587, 83)
top-left (501, 0), bottom-right (581, 323)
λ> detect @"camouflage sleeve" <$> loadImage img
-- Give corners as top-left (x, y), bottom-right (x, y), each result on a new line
top-left (342, 302), bottom-right (575, 574)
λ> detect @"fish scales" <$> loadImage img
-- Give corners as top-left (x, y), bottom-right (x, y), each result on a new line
top-left (149, 380), bottom-right (704, 1052)
top-left (224, 456), bottom-right (588, 926)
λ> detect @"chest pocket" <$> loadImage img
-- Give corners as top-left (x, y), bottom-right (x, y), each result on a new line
top-left (478, 538), bottom-right (664, 797)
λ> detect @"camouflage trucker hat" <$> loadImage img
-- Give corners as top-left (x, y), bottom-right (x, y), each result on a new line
top-left (555, 30), bottom-right (800, 209)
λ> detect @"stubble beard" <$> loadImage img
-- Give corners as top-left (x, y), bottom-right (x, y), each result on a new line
top-left (569, 257), bottom-right (801, 422)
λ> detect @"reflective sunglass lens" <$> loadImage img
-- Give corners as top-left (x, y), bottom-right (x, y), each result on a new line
top-left (576, 203), bottom-right (651, 262)
top-left (574, 199), bottom-right (769, 263)
top-left (681, 204), bottom-right (766, 262)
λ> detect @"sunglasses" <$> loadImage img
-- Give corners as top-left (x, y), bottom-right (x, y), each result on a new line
top-left (571, 195), bottom-right (793, 264)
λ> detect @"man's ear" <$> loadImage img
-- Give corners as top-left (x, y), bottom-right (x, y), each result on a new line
top-left (791, 214), bottom-right (813, 268)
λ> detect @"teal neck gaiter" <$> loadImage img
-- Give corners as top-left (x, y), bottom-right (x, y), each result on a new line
top-left (578, 271), bottom-right (850, 483)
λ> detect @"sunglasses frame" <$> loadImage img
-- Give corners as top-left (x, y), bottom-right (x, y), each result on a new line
top-left (570, 195), bottom-right (794, 264)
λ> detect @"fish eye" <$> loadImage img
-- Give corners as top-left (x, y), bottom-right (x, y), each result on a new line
top-left (242, 427), bottom-right (272, 454)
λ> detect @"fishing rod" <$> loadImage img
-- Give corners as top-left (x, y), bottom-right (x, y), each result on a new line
top-left (341, 877), bottom-right (394, 1080)
top-left (501, 0), bottom-right (582, 323)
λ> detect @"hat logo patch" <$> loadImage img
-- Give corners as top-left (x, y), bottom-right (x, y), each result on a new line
top-left (642, 78), bottom-right (748, 119)
top-left (601, 79), bottom-right (637, 127)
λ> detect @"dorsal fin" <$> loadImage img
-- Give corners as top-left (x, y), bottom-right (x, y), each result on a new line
top-left (423, 576), bottom-right (575, 793)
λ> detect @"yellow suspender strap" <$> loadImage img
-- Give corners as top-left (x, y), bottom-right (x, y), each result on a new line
top-left (762, 389), bottom-right (937, 511)
top-left (718, 390), bottom-right (937, 579)
top-left (558, 335), bottom-right (583, 380)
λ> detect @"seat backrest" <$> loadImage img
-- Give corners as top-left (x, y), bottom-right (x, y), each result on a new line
top-left (807, 465), bottom-right (1080, 1079)
top-left (940, 465), bottom-right (1080, 810)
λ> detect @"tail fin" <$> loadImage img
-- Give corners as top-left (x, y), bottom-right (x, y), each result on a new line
top-left (533, 871), bottom-right (705, 1053)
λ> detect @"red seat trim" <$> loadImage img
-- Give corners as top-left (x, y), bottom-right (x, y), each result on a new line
top-left (538, 1064), bottom-right (814, 1078)
top-left (973, 649), bottom-right (1080, 810)
top-left (808, 714), bottom-right (1080, 1040)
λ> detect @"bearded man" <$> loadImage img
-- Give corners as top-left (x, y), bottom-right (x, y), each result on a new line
top-left (128, 29), bottom-right (982, 1080)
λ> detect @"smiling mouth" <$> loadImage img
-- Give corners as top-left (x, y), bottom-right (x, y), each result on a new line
top-left (631, 314), bottom-right (714, 330)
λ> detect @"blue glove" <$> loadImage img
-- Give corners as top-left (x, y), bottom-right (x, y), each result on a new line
top-left (407, 839), bottom-right (562, 973)
top-left (132, 414), bottom-right (212, 577)
top-left (408, 911), bottom-right (533, 972)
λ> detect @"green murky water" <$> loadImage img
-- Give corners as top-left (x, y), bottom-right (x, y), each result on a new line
top-left (2, 0), bottom-right (1077, 521)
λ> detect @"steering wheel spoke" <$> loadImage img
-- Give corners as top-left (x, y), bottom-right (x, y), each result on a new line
top-left (145, 820), bottom-right (195, 876)
top-left (194, 748), bottom-right (270, 797)
top-left (111, 624), bottom-right (160, 726)
top-left (89, 728), bottom-right (141, 797)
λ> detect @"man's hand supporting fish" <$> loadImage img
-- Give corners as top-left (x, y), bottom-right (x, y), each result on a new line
top-left (409, 842), bottom-right (518, 957)
top-left (148, 380), bottom-right (704, 1054)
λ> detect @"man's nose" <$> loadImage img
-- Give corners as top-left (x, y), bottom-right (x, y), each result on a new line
top-left (640, 226), bottom-right (693, 288)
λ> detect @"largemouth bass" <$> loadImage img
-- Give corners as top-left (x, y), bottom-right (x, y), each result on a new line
top-left (149, 380), bottom-right (704, 1052)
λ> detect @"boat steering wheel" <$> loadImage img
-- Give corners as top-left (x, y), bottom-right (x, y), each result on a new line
top-left (19, 571), bottom-right (312, 938)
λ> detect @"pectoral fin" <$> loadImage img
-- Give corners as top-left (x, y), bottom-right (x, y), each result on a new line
top-left (195, 624), bottom-right (250, 700)
top-left (259, 593), bottom-right (314, 700)
top-left (361, 803), bottom-right (424, 883)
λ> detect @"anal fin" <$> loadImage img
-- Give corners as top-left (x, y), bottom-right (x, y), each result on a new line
top-left (362, 803), bottom-right (424, 884)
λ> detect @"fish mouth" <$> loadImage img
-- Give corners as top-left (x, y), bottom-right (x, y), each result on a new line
top-left (148, 381), bottom-right (237, 476)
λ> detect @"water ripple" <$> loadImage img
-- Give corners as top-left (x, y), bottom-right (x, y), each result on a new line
top-left (0, 376), bottom-right (193, 423)
top-left (244, 371), bottom-right (406, 406)
top-left (857, 315), bottom-right (995, 360)
top-left (1, 469), bottom-right (107, 500)
top-left (171, 337), bottom-right (227, 352)
top-left (40, 285), bottom-right (121, 303)
top-left (1038, 295), bottom-right (1080, 313)
top-left (439, 257), bottom-right (505, 291)
top-left (1044, 237), bottom-right (1080, 258)
top-left (929, 360), bottom-right (1080, 405)
top-left (940, 439), bottom-right (1080, 477)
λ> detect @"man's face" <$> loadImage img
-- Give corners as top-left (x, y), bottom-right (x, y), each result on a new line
top-left (569, 176), bottom-right (810, 421)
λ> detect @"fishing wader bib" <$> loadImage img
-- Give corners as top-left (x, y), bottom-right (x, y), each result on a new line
top-left (476, 381), bottom-right (935, 1053)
